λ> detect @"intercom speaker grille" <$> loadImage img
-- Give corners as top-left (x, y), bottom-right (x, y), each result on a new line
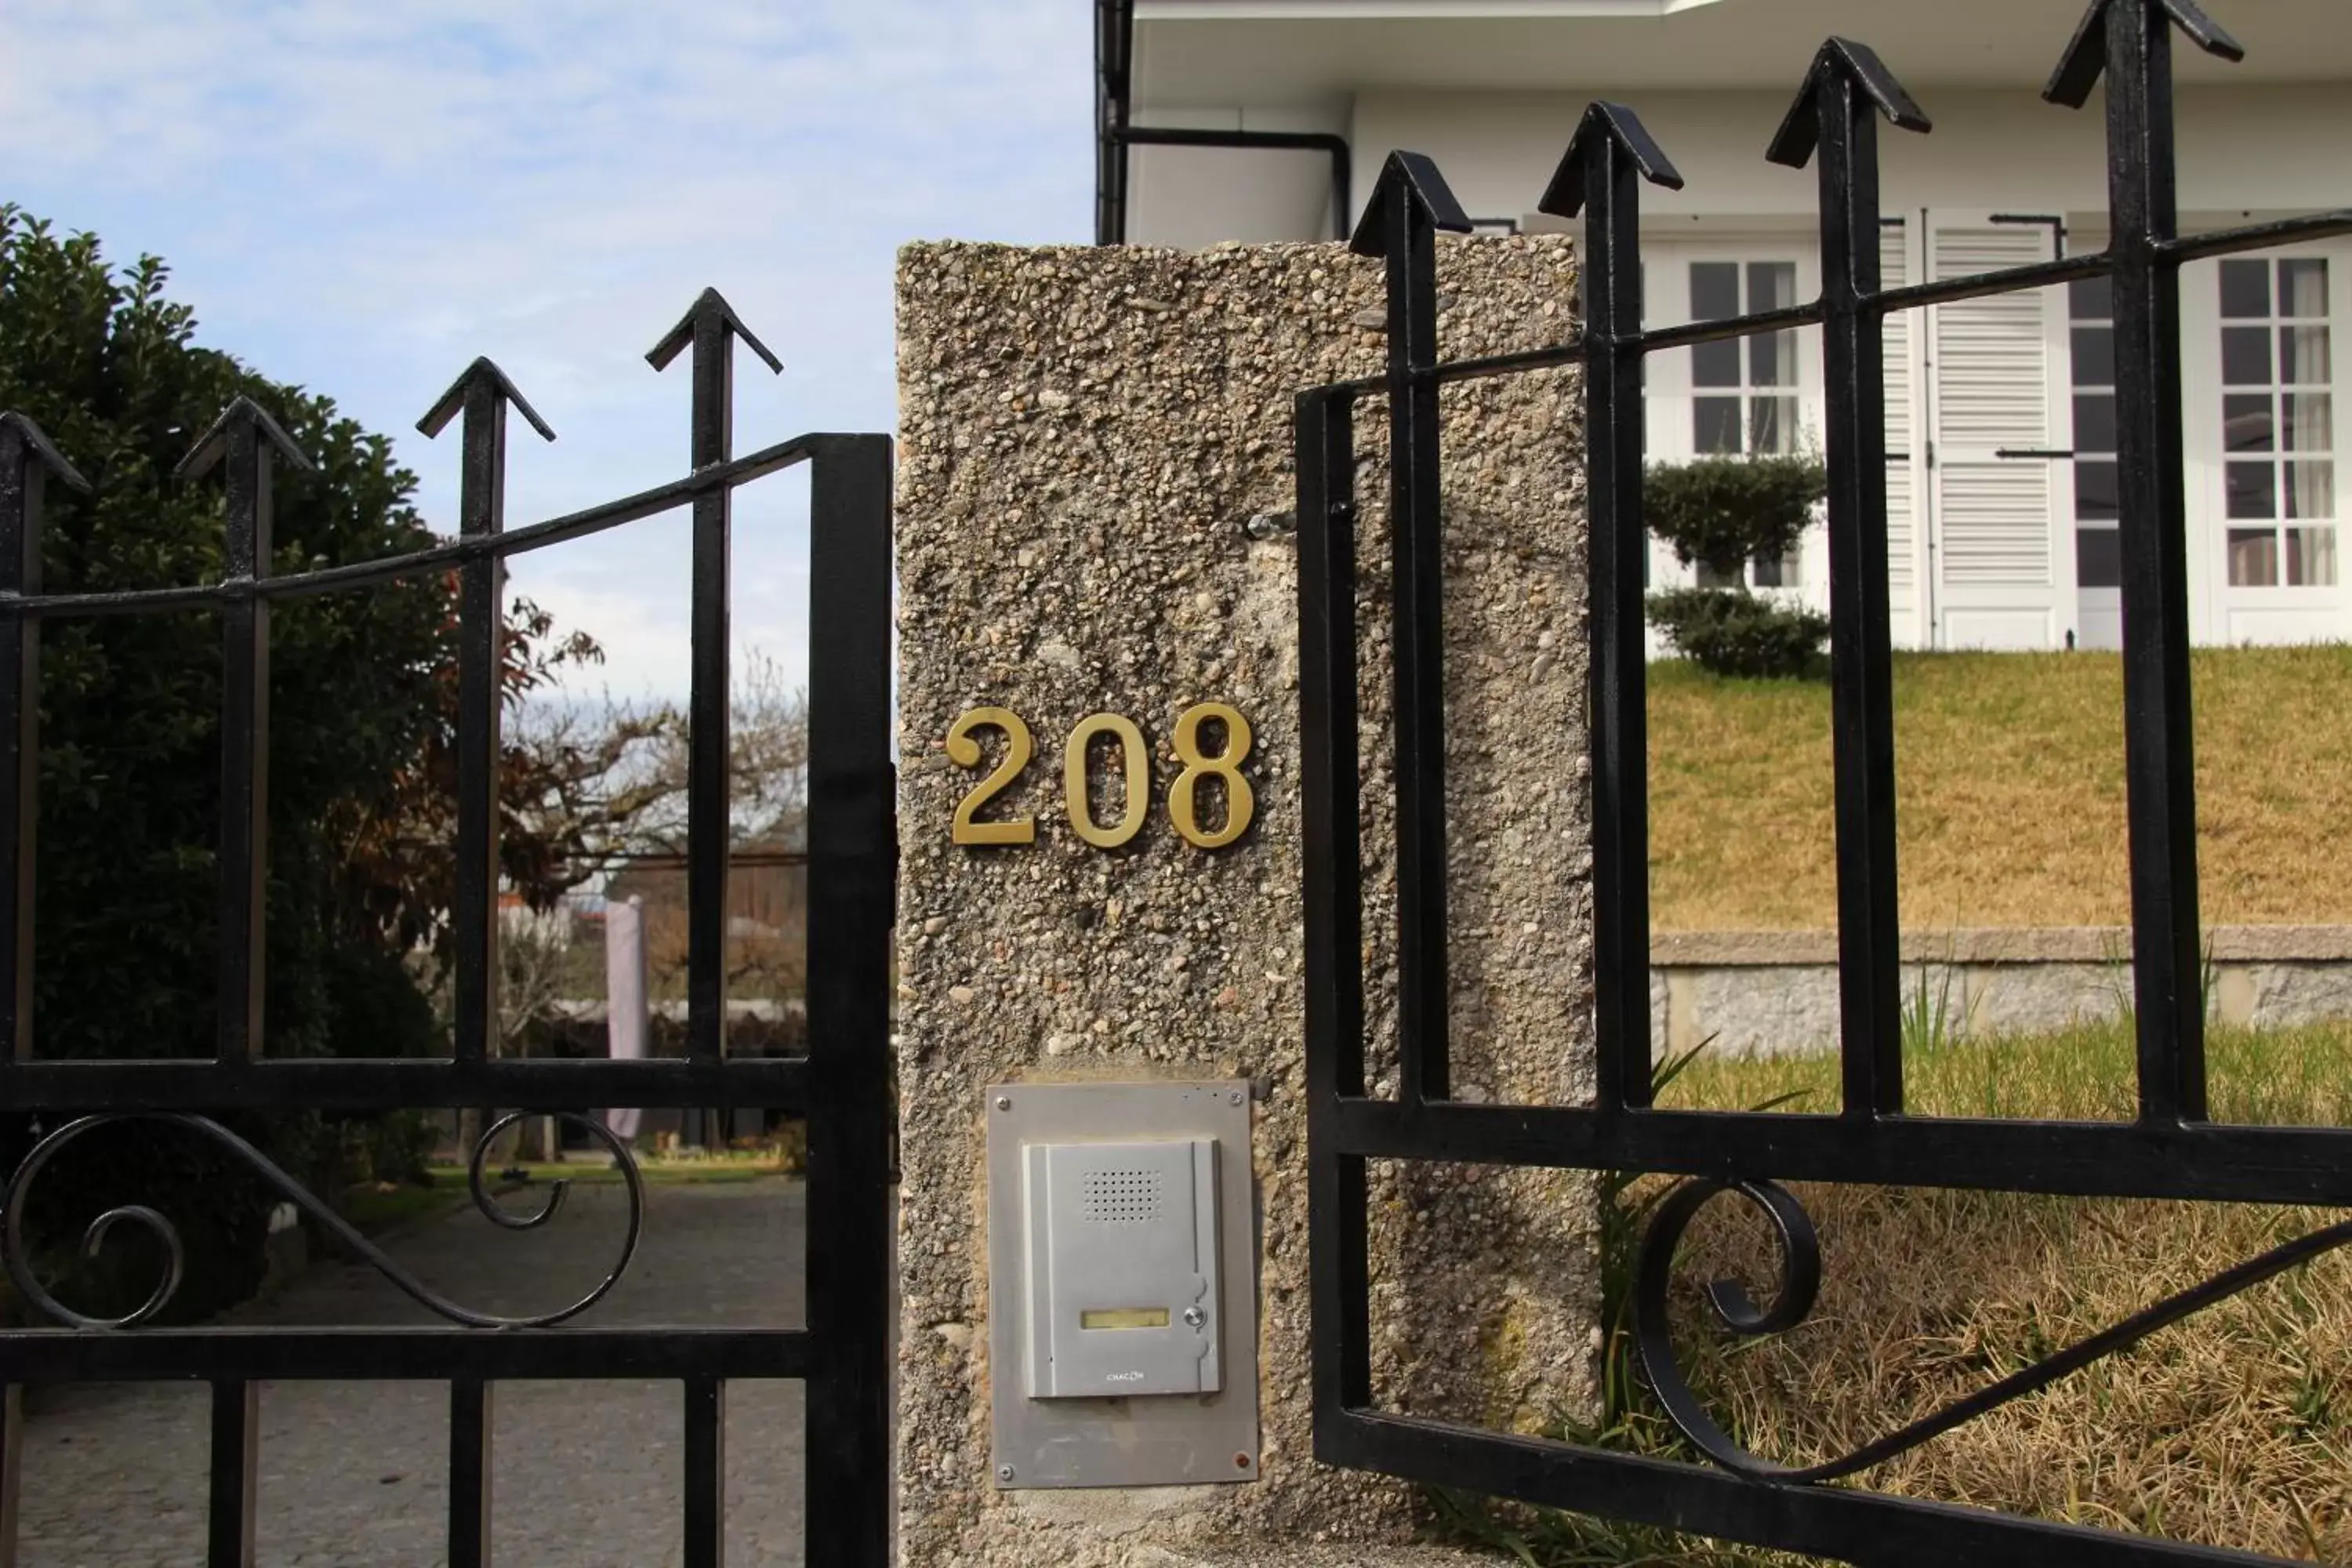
top-left (1080, 1167), bottom-right (1166, 1224)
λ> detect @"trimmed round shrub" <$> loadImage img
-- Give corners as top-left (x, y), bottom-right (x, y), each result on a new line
top-left (1645, 454), bottom-right (1828, 579)
top-left (1646, 587), bottom-right (1829, 680)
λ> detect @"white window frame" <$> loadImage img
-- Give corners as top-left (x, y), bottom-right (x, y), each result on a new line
top-left (2183, 239), bottom-right (2352, 643)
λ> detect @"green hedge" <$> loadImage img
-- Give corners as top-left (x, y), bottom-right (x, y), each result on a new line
top-left (1646, 586), bottom-right (1828, 681)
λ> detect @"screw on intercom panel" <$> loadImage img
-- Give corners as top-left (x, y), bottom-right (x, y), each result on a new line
top-left (997, 1464), bottom-right (1015, 1482)
top-left (1182, 1305), bottom-right (1206, 1327)
top-left (995, 1095), bottom-right (1011, 1111)
top-left (1229, 1090), bottom-right (1243, 1105)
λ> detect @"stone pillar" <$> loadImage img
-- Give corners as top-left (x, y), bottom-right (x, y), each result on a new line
top-left (893, 236), bottom-right (1595, 1567)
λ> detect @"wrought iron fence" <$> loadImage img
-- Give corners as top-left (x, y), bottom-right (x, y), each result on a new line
top-left (1296, 1), bottom-right (2352, 1562)
top-left (0, 291), bottom-right (895, 1568)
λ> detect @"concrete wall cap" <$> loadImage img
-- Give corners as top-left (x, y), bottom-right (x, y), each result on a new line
top-left (1650, 925), bottom-right (2352, 967)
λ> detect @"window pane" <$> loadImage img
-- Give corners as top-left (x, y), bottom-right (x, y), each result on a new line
top-left (1695, 397), bottom-right (1744, 454)
top-left (2288, 526), bottom-right (2339, 586)
top-left (2073, 393), bottom-right (2118, 455)
top-left (2229, 527), bottom-right (2281, 586)
top-left (2284, 393), bottom-right (2332, 453)
top-left (1750, 396), bottom-right (1798, 455)
top-left (2281, 258), bottom-right (2330, 319)
top-left (1693, 339), bottom-right (1740, 387)
top-left (2227, 460), bottom-right (2278, 519)
top-left (1750, 551), bottom-right (1784, 588)
top-left (1748, 262), bottom-right (1798, 313)
top-left (2281, 326), bottom-right (2332, 387)
top-left (2075, 459), bottom-right (2120, 521)
top-left (1750, 328), bottom-right (1797, 387)
top-left (2076, 524), bottom-right (2122, 588)
top-left (2285, 461), bottom-right (2334, 521)
top-left (2220, 259), bottom-right (2271, 319)
top-left (1694, 559), bottom-right (1741, 589)
top-left (2223, 326), bottom-right (2273, 386)
top-left (2071, 325), bottom-right (2114, 388)
top-left (2070, 275), bottom-right (2113, 321)
top-left (2223, 394), bottom-right (2275, 453)
top-left (1691, 262), bottom-right (1740, 321)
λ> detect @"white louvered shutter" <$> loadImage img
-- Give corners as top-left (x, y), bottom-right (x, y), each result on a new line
top-left (1926, 213), bottom-right (2064, 647)
top-left (1881, 220), bottom-right (1922, 638)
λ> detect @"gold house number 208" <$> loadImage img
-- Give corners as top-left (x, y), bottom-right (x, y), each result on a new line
top-left (946, 703), bottom-right (1255, 851)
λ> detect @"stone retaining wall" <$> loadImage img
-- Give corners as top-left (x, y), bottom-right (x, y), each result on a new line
top-left (1650, 925), bottom-right (2352, 1057)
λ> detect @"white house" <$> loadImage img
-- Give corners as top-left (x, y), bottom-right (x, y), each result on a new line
top-left (1102, 0), bottom-right (2352, 650)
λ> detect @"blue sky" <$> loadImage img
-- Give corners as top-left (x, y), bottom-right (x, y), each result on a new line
top-left (0, 0), bottom-right (1091, 699)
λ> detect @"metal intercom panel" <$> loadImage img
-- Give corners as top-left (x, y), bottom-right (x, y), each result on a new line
top-left (1022, 1138), bottom-right (1221, 1397)
top-left (986, 1080), bottom-right (1258, 1489)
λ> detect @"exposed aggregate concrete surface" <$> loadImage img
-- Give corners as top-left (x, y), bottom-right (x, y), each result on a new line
top-left (893, 234), bottom-right (1598, 1566)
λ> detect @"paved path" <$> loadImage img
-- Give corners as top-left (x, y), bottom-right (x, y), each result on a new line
top-left (15, 1178), bottom-right (808, 1567)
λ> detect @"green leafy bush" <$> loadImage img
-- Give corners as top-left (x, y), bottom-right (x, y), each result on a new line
top-left (1645, 586), bottom-right (1828, 681)
top-left (0, 207), bottom-right (586, 1322)
top-left (1643, 453), bottom-right (1827, 579)
top-left (1643, 453), bottom-right (1829, 680)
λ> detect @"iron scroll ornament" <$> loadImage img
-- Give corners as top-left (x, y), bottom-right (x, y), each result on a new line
top-left (1635, 1178), bottom-right (2352, 1484)
top-left (2, 1111), bottom-right (646, 1330)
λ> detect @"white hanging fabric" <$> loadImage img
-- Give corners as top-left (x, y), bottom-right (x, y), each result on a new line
top-left (603, 896), bottom-right (648, 1142)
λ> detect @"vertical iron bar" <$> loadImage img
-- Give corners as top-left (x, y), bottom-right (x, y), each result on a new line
top-left (207, 1379), bottom-right (257, 1568)
top-left (452, 381), bottom-right (510, 1069)
top-left (2105, 2), bottom-right (2206, 1121)
top-left (218, 422), bottom-right (271, 1065)
top-left (0, 426), bottom-right (49, 1067)
top-left (448, 1379), bottom-right (492, 1568)
top-left (686, 316), bottom-right (735, 1065)
top-left (1814, 74), bottom-right (1905, 1118)
top-left (1094, 0), bottom-right (1134, 245)
top-left (1299, 390), bottom-right (1373, 1420)
top-left (0, 1385), bottom-right (20, 1568)
top-left (1382, 176), bottom-right (1451, 1107)
top-left (802, 435), bottom-right (895, 1568)
top-left (683, 1374), bottom-right (726, 1568)
top-left (1579, 131), bottom-right (1657, 1111)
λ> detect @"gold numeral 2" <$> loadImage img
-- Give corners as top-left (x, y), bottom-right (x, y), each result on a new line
top-left (1168, 702), bottom-right (1254, 848)
top-left (946, 706), bottom-right (1036, 845)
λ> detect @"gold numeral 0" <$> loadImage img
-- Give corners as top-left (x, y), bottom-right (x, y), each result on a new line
top-left (1063, 713), bottom-right (1149, 849)
top-left (946, 707), bottom-right (1036, 845)
top-left (1168, 702), bottom-right (1254, 849)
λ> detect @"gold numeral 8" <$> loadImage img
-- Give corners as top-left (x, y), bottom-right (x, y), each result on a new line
top-left (1168, 702), bottom-right (1254, 849)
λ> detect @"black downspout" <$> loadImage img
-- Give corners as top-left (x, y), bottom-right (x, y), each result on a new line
top-left (1094, 0), bottom-right (1352, 245)
top-left (1095, 0), bottom-right (1134, 246)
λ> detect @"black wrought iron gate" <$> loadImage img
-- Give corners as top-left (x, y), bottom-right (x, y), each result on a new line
top-left (1298, 1), bottom-right (2352, 1563)
top-left (0, 292), bottom-right (895, 1567)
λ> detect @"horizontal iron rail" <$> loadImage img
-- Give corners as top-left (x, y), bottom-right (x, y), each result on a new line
top-left (1305, 209), bottom-right (2352, 399)
top-left (1328, 1409), bottom-right (2280, 1568)
top-left (0, 433), bottom-right (842, 619)
top-left (0, 1327), bottom-right (810, 1383)
top-left (1333, 1099), bottom-right (2352, 1206)
top-left (2158, 209), bottom-right (2352, 262)
top-left (0, 1054), bottom-right (806, 1112)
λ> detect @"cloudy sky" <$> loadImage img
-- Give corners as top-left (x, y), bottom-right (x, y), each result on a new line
top-left (1, 0), bottom-right (1091, 699)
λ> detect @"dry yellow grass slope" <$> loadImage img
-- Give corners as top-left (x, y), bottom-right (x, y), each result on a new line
top-left (1647, 644), bottom-right (2352, 931)
top-left (1633, 1022), bottom-right (2352, 1562)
